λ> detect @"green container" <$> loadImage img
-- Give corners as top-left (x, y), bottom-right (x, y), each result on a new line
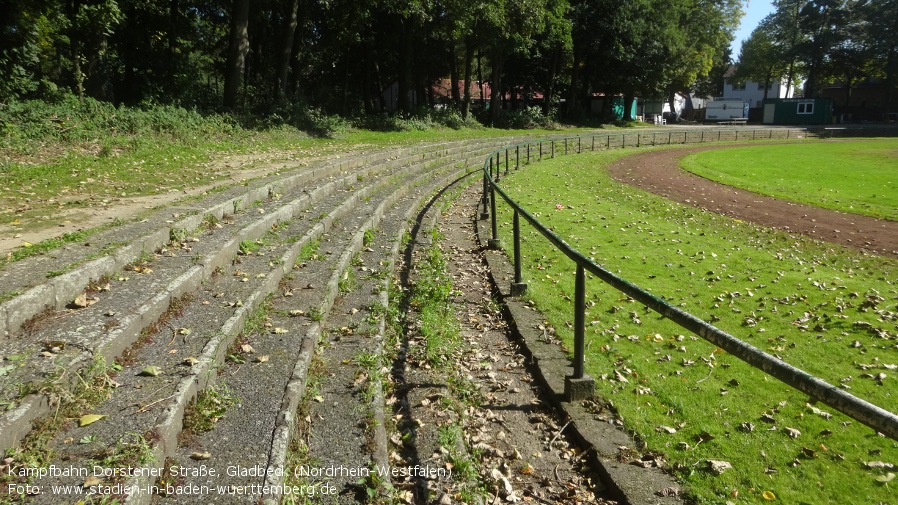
top-left (761, 98), bottom-right (833, 125)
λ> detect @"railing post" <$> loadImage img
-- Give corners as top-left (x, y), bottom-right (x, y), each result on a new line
top-left (480, 172), bottom-right (489, 219)
top-left (510, 210), bottom-right (527, 296)
top-left (551, 140), bottom-right (555, 158)
top-left (505, 150), bottom-right (509, 175)
top-left (515, 145), bottom-right (519, 169)
top-left (527, 143), bottom-right (531, 163)
top-left (488, 183), bottom-right (500, 249)
top-left (591, 136), bottom-right (595, 151)
top-left (565, 264), bottom-right (594, 401)
top-left (539, 142), bottom-right (543, 161)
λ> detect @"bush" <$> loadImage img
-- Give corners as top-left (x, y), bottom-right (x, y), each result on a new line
top-left (352, 107), bottom-right (481, 132)
top-left (494, 106), bottom-right (558, 130)
top-left (0, 94), bottom-right (241, 150)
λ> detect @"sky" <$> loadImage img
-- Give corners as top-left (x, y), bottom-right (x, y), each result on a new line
top-left (730, 0), bottom-right (776, 57)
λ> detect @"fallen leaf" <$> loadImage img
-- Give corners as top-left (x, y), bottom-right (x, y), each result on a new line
top-left (706, 460), bottom-right (732, 475)
top-left (83, 476), bottom-right (103, 487)
top-left (190, 452), bottom-right (211, 460)
top-left (72, 293), bottom-right (98, 308)
top-left (876, 473), bottom-right (896, 483)
top-left (138, 366), bottom-right (162, 377)
top-left (273, 327), bottom-right (288, 334)
top-left (79, 414), bottom-right (106, 427)
top-left (762, 490), bottom-right (776, 500)
top-left (241, 344), bottom-right (255, 353)
top-left (177, 328), bottom-right (191, 335)
top-left (255, 355), bottom-right (270, 363)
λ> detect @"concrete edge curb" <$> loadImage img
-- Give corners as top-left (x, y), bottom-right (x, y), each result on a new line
top-left (473, 209), bottom-right (685, 505)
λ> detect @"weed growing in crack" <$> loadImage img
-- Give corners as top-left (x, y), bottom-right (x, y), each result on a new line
top-left (308, 307), bottom-right (324, 322)
top-left (363, 228), bottom-right (376, 248)
top-left (296, 239), bottom-right (320, 263)
top-left (410, 230), bottom-right (460, 367)
top-left (339, 269), bottom-right (358, 295)
top-left (238, 239), bottom-right (263, 255)
top-left (182, 385), bottom-right (237, 435)
top-left (1, 356), bottom-right (122, 486)
top-left (283, 355), bottom-right (327, 505)
top-left (435, 424), bottom-right (487, 501)
top-left (202, 213), bottom-right (220, 231)
top-left (90, 431), bottom-right (155, 476)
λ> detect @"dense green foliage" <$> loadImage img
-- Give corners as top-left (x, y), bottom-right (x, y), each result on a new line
top-left (736, 0), bottom-right (898, 113)
top-left (0, 0), bottom-right (741, 123)
top-left (497, 147), bottom-right (898, 504)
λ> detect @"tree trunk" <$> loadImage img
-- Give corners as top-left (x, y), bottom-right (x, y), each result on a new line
top-left (449, 43), bottom-right (460, 108)
top-left (543, 46), bottom-right (559, 116)
top-left (276, 0), bottom-right (300, 100)
top-left (887, 48), bottom-right (896, 118)
top-left (166, 0), bottom-right (179, 90)
top-left (567, 44), bottom-right (582, 120)
top-left (223, 0), bottom-right (250, 110)
top-left (398, 18), bottom-right (415, 113)
top-left (488, 48), bottom-right (504, 125)
top-left (462, 38), bottom-right (474, 119)
top-left (67, 0), bottom-right (84, 98)
top-left (477, 50), bottom-right (485, 110)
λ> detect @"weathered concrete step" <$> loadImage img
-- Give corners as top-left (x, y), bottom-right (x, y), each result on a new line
top-left (1, 140), bottom-right (490, 502)
top-left (0, 141), bottom-right (493, 453)
top-left (139, 160), bottom-right (474, 504)
top-left (0, 157), bottom-right (406, 452)
top-left (0, 137), bottom-right (503, 341)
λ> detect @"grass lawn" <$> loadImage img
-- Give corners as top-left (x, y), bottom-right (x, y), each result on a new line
top-left (495, 146), bottom-right (898, 505)
top-left (680, 140), bottom-right (898, 221)
top-left (0, 124), bottom-right (587, 236)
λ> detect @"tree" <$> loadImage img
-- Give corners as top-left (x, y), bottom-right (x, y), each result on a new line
top-left (796, 0), bottom-right (851, 96)
top-left (223, 0), bottom-right (249, 109)
top-left (658, 0), bottom-right (742, 118)
top-left (734, 17), bottom-right (790, 100)
top-left (866, 0), bottom-right (898, 115)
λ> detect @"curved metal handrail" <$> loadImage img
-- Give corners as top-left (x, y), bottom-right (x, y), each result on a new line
top-left (480, 127), bottom-right (898, 440)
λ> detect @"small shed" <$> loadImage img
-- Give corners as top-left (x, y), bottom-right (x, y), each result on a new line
top-left (589, 95), bottom-right (638, 120)
top-left (761, 98), bottom-right (833, 125)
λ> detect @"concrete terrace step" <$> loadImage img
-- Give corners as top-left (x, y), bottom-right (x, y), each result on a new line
top-left (0, 138), bottom-right (504, 452)
top-left (1, 137), bottom-right (507, 504)
top-left (0, 138), bottom-right (500, 340)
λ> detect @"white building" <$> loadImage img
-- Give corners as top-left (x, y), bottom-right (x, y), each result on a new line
top-left (722, 65), bottom-right (794, 108)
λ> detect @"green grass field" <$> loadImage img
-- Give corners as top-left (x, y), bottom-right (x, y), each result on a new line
top-left (680, 140), bottom-right (898, 221)
top-left (496, 146), bottom-right (898, 505)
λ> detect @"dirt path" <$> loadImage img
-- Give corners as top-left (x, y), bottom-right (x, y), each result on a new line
top-left (607, 146), bottom-right (898, 258)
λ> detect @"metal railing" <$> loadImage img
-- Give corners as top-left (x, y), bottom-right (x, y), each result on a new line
top-left (481, 126), bottom-right (898, 440)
